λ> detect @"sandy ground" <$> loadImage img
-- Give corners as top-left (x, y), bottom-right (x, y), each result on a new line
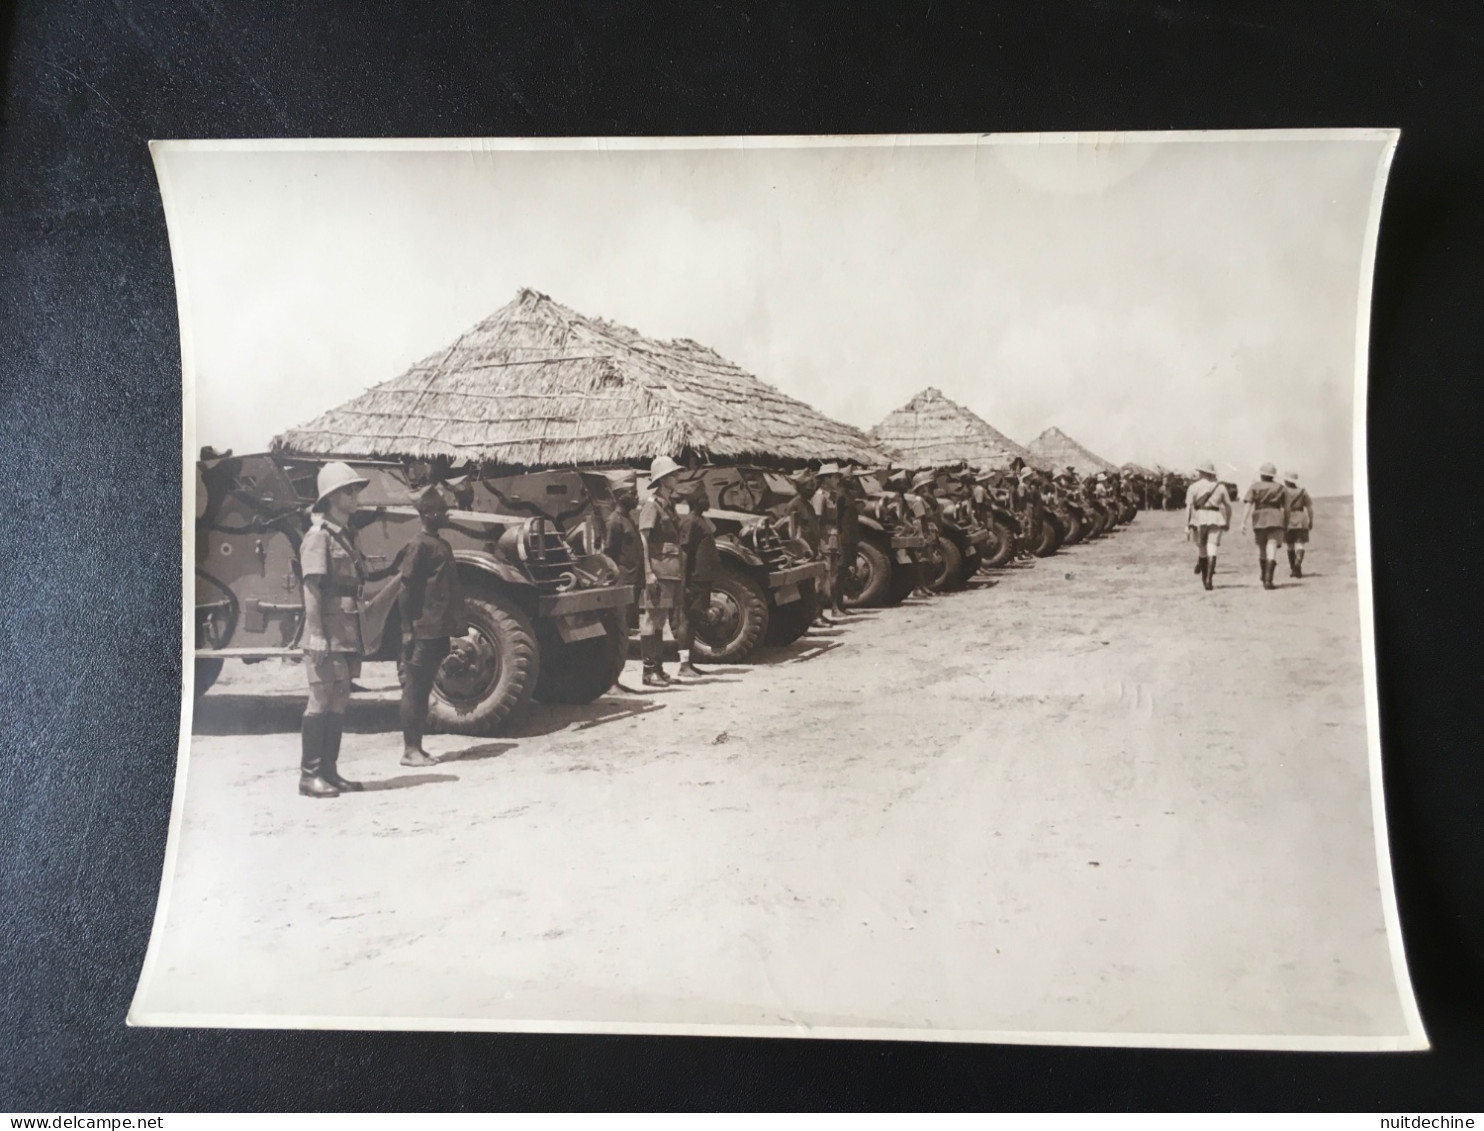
top-left (134, 502), bottom-right (1411, 1041)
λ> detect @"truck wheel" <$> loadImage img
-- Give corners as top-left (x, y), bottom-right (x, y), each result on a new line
top-left (1062, 509), bottom-right (1086, 545)
top-left (927, 536), bottom-right (964, 592)
top-left (429, 590), bottom-right (539, 735)
top-left (764, 582), bottom-right (821, 646)
top-left (533, 611), bottom-right (627, 705)
top-left (1031, 516), bottom-right (1061, 558)
top-left (886, 557), bottom-right (918, 604)
top-left (693, 567), bottom-right (769, 663)
top-left (843, 539), bottom-right (893, 607)
top-left (980, 519), bottom-right (1018, 569)
top-left (195, 658), bottom-right (224, 698)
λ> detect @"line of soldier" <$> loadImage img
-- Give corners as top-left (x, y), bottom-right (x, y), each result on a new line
top-left (1185, 460), bottom-right (1315, 591)
top-left (289, 454), bottom-right (1149, 796)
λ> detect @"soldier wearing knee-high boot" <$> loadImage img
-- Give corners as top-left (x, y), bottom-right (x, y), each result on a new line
top-left (1282, 471), bottom-right (1314, 577)
top-left (638, 456), bottom-right (687, 687)
top-left (1240, 462), bottom-right (1288, 591)
top-left (1185, 460), bottom-right (1229, 590)
top-left (298, 461), bottom-right (371, 799)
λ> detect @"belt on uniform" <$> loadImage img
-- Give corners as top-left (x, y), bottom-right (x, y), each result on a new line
top-left (324, 581), bottom-right (363, 598)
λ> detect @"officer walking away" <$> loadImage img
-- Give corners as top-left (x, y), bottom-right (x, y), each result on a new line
top-left (638, 456), bottom-right (687, 687)
top-left (676, 482), bottom-right (720, 679)
top-left (1240, 462), bottom-right (1289, 590)
top-left (1185, 460), bottom-right (1230, 591)
top-left (1282, 471), bottom-right (1314, 578)
top-left (397, 484), bottom-right (467, 768)
top-left (298, 461), bottom-right (372, 799)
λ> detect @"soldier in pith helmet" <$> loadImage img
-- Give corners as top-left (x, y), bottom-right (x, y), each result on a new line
top-left (1185, 460), bottom-right (1230, 591)
top-left (298, 461), bottom-right (371, 798)
top-left (1281, 471), bottom-right (1314, 578)
top-left (1241, 462), bottom-right (1288, 590)
top-left (637, 456), bottom-right (687, 687)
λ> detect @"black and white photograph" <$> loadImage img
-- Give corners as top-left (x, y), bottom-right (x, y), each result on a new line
top-left (128, 131), bottom-right (1422, 1049)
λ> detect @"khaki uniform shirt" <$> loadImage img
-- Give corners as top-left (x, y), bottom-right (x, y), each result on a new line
top-left (300, 515), bottom-right (365, 654)
top-left (1244, 479), bottom-right (1288, 530)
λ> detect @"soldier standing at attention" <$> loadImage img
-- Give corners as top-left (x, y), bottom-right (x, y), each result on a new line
top-left (1241, 462), bottom-right (1289, 590)
top-left (835, 467), bottom-right (863, 615)
top-left (601, 474), bottom-right (644, 627)
top-left (1282, 471), bottom-right (1314, 578)
top-left (638, 456), bottom-right (687, 687)
top-left (396, 484), bottom-right (466, 768)
top-left (1185, 460), bottom-right (1230, 591)
top-left (675, 483), bottom-right (720, 679)
top-left (812, 463), bottom-right (846, 623)
top-left (298, 461), bottom-right (371, 799)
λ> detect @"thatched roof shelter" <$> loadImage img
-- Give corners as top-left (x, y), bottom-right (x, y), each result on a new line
top-left (1027, 427), bottom-right (1119, 476)
top-left (868, 387), bottom-right (1046, 471)
top-left (1121, 461), bottom-right (1159, 478)
top-left (273, 288), bottom-right (886, 469)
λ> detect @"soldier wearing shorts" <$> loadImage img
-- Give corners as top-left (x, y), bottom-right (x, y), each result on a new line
top-left (638, 456), bottom-right (687, 687)
top-left (1184, 460), bottom-right (1230, 591)
top-left (1241, 462), bottom-right (1288, 591)
top-left (298, 461), bottom-right (372, 799)
top-left (1282, 471), bottom-right (1314, 578)
top-left (676, 483), bottom-right (720, 678)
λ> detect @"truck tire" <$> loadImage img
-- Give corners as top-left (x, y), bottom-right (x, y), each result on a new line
top-left (428, 589), bottom-right (539, 735)
top-left (1031, 516), bottom-right (1061, 558)
top-left (980, 519), bottom-right (1018, 569)
top-left (693, 566), bottom-right (769, 663)
top-left (764, 581), bottom-right (821, 646)
top-left (927, 536), bottom-right (965, 592)
top-left (1062, 509), bottom-right (1086, 545)
top-left (843, 539), bottom-right (893, 608)
top-left (887, 555), bottom-right (919, 604)
top-left (533, 610), bottom-right (627, 705)
top-left (195, 657), bottom-right (224, 699)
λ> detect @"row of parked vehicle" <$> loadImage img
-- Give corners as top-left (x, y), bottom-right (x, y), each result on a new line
top-left (193, 452), bottom-right (1142, 734)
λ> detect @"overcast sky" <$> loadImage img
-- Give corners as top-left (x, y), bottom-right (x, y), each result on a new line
top-left (159, 134), bottom-right (1392, 496)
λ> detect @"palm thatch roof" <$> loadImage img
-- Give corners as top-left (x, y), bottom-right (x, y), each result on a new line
top-left (1027, 427), bottom-right (1119, 475)
top-left (868, 387), bottom-right (1046, 471)
top-left (273, 288), bottom-right (887, 468)
top-left (1120, 461), bottom-right (1159, 478)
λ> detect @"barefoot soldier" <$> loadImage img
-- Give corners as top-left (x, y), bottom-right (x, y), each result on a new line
top-left (1241, 462), bottom-right (1288, 590)
top-left (1185, 461), bottom-right (1230, 590)
top-left (298, 461), bottom-right (371, 799)
top-left (813, 462), bottom-right (849, 620)
top-left (396, 484), bottom-right (466, 768)
top-left (1282, 471), bottom-right (1314, 578)
top-left (601, 472), bottom-right (644, 626)
top-left (638, 456), bottom-right (687, 687)
top-left (675, 482), bottom-right (720, 679)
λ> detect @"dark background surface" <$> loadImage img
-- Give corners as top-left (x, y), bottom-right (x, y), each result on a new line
top-left (2, 0), bottom-right (1481, 1111)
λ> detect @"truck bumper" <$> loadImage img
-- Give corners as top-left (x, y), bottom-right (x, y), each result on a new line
top-left (537, 584), bottom-right (633, 618)
top-left (767, 560), bottom-right (827, 606)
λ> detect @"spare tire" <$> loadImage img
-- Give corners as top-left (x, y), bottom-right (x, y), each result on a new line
top-left (429, 588), bottom-right (539, 735)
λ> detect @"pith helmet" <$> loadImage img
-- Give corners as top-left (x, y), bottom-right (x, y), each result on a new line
top-left (1018, 466), bottom-right (1035, 480)
top-left (314, 461), bottom-right (369, 508)
top-left (911, 469), bottom-right (937, 489)
top-left (1259, 461), bottom-right (1277, 477)
top-left (649, 455), bottom-right (685, 484)
top-left (817, 461), bottom-right (843, 477)
top-left (1284, 471), bottom-right (1300, 485)
top-left (1196, 460), bottom-right (1217, 476)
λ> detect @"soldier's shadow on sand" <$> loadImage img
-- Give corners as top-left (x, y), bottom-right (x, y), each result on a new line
top-left (761, 638), bottom-right (846, 664)
top-left (436, 741), bottom-right (516, 763)
top-left (359, 772), bottom-right (460, 792)
top-left (193, 695), bottom-right (401, 736)
top-left (514, 696), bottom-right (670, 737)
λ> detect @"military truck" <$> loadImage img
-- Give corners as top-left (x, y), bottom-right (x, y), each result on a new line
top-left (194, 453), bottom-right (634, 734)
top-left (841, 471), bottom-right (931, 608)
top-left (627, 466), bottom-right (827, 663)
